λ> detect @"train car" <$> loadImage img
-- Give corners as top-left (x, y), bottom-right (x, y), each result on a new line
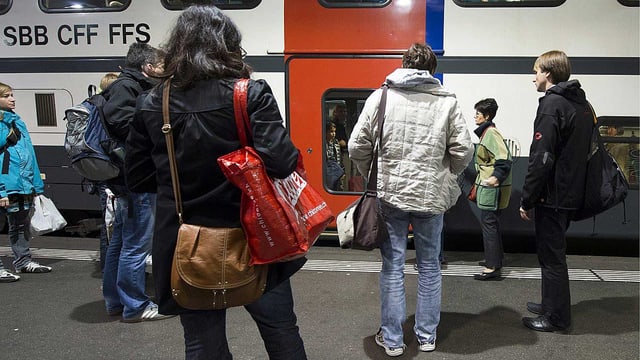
top-left (0, 0), bottom-right (638, 246)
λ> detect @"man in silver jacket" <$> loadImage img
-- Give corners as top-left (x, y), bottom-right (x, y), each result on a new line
top-left (349, 43), bottom-right (473, 357)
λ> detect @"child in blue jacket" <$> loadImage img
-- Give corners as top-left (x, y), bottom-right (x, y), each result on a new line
top-left (0, 82), bottom-right (51, 282)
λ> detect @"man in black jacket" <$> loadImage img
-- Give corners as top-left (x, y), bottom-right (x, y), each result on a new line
top-left (101, 42), bottom-right (173, 323)
top-left (519, 50), bottom-right (592, 332)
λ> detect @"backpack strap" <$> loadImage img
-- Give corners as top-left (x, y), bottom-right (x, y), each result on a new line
top-left (1, 122), bottom-right (22, 174)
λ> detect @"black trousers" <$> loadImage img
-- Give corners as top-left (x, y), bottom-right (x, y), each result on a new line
top-left (480, 209), bottom-right (503, 269)
top-left (534, 206), bottom-right (572, 328)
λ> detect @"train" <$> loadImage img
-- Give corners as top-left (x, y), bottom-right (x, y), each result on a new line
top-left (0, 0), bottom-right (638, 247)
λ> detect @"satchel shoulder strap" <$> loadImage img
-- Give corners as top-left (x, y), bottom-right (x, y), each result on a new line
top-left (368, 84), bottom-right (388, 192)
top-left (161, 78), bottom-right (184, 224)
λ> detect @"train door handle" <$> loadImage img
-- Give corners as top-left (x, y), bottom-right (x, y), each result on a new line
top-left (307, 148), bottom-right (313, 154)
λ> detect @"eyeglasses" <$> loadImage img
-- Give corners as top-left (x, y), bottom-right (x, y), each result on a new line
top-left (473, 112), bottom-right (483, 118)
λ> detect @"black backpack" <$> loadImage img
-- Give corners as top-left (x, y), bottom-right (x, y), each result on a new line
top-left (572, 108), bottom-right (629, 221)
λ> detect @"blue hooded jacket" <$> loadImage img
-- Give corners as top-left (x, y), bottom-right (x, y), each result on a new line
top-left (0, 110), bottom-right (44, 198)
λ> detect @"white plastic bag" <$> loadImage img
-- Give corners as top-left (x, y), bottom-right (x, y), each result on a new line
top-left (336, 200), bottom-right (357, 248)
top-left (104, 188), bottom-right (117, 241)
top-left (30, 195), bottom-right (67, 235)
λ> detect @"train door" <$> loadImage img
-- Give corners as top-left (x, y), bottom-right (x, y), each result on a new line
top-left (286, 57), bottom-right (401, 217)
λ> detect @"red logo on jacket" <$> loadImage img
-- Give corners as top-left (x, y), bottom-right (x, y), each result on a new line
top-left (534, 132), bottom-right (542, 140)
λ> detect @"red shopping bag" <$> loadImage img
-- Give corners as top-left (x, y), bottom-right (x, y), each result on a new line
top-left (218, 147), bottom-right (333, 264)
top-left (217, 79), bottom-right (333, 264)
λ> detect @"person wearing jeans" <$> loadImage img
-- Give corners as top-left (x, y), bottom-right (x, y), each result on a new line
top-left (101, 42), bottom-right (170, 322)
top-left (349, 43), bottom-right (473, 356)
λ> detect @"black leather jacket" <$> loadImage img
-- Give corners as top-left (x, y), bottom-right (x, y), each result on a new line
top-left (125, 78), bottom-right (301, 314)
top-left (520, 80), bottom-right (593, 211)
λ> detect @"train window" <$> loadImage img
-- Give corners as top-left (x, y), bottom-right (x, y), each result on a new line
top-left (35, 93), bottom-right (57, 127)
top-left (161, 0), bottom-right (261, 10)
top-left (0, 0), bottom-right (11, 15)
top-left (453, 0), bottom-right (565, 7)
top-left (320, 0), bottom-right (390, 8)
top-left (39, 0), bottom-right (130, 12)
top-left (618, 0), bottom-right (639, 6)
top-left (599, 117), bottom-right (640, 189)
top-left (323, 89), bottom-right (373, 193)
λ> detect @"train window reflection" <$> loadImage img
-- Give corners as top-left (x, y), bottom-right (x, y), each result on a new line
top-left (0, 0), bottom-right (11, 15)
top-left (320, 0), bottom-right (389, 8)
top-left (599, 117), bottom-right (640, 189)
top-left (453, 0), bottom-right (565, 7)
top-left (323, 90), bottom-right (373, 193)
top-left (161, 0), bottom-right (261, 10)
top-left (40, 0), bottom-right (129, 12)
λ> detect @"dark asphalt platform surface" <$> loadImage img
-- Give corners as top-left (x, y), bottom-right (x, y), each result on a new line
top-left (0, 235), bottom-right (638, 360)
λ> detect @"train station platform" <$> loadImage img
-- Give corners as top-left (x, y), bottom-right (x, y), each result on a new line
top-left (1, 235), bottom-right (638, 360)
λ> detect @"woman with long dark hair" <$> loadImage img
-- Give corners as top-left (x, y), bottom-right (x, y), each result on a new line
top-left (125, 5), bottom-right (307, 359)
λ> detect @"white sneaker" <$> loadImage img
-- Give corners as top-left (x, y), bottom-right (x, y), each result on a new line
top-left (375, 329), bottom-right (405, 357)
top-left (16, 261), bottom-right (52, 273)
top-left (418, 339), bottom-right (436, 352)
top-left (121, 303), bottom-right (175, 323)
top-left (0, 269), bottom-right (20, 282)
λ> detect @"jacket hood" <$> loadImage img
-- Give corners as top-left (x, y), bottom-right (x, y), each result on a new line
top-left (120, 68), bottom-right (159, 90)
top-left (385, 68), bottom-right (454, 96)
top-left (546, 80), bottom-right (587, 104)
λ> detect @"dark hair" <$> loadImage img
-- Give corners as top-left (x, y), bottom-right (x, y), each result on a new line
top-left (326, 122), bottom-right (337, 133)
top-left (474, 98), bottom-right (499, 122)
top-left (161, 5), bottom-right (252, 89)
top-left (402, 43), bottom-right (437, 74)
top-left (125, 42), bottom-right (160, 70)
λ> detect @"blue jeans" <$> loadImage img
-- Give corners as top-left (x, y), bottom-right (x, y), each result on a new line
top-left (379, 201), bottom-right (443, 348)
top-left (7, 206), bottom-right (34, 270)
top-left (180, 278), bottom-right (307, 360)
top-left (102, 192), bottom-right (156, 318)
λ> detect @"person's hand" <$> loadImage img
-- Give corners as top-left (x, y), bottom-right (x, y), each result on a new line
top-left (481, 176), bottom-right (500, 187)
top-left (0, 197), bottom-right (9, 208)
top-left (519, 206), bottom-right (532, 221)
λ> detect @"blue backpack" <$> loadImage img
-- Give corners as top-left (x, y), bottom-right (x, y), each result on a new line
top-left (64, 88), bottom-right (123, 181)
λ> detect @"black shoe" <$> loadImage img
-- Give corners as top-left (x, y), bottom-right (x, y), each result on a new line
top-left (522, 316), bottom-right (568, 332)
top-left (473, 269), bottom-right (501, 281)
top-left (479, 260), bottom-right (505, 267)
top-left (526, 302), bottom-right (544, 315)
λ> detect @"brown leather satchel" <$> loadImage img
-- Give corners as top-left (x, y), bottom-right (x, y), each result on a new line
top-left (162, 79), bottom-right (267, 310)
top-left (170, 226), bottom-right (267, 310)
